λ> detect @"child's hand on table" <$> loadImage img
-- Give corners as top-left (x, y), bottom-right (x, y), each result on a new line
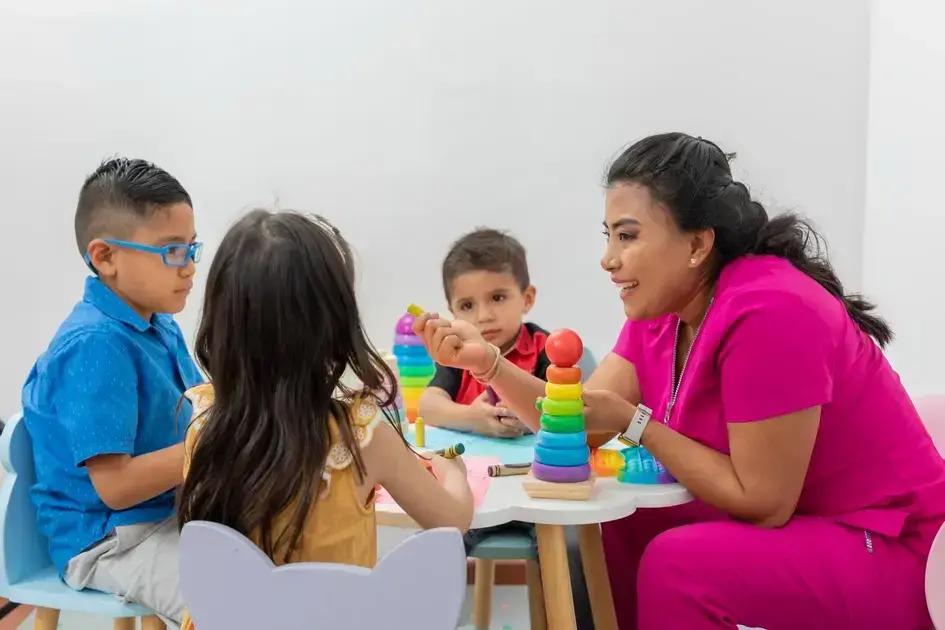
top-left (467, 391), bottom-right (524, 438)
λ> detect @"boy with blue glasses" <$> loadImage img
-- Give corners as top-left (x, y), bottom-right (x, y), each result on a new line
top-left (21, 158), bottom-right (203, 625)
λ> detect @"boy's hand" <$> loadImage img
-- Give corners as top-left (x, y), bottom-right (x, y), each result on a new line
top-left (467, 391), bottom-right (524, 438)
top-left (413, 314), bottom-right (493, 373)
top-left (498, 414), bottom-right (533, 435)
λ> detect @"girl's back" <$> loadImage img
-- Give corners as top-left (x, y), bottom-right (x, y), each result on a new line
top-left (177, 211), bottom-right (474, 629)
top-left (184, 384), bottom-right (382, 568)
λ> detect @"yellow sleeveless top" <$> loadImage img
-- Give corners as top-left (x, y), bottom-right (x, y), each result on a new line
top-left (180, 383), bottom-right (381, 630)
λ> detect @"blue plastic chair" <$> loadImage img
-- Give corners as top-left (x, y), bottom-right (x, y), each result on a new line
top-left (0, 412), bottom-right (164, 630)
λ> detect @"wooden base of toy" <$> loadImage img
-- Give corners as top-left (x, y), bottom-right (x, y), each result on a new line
top-left (522, 473), bottom-right (595, 500)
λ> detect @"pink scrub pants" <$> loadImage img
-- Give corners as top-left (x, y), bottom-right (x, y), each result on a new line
top-left (602, 502), bottom-right (934, 629)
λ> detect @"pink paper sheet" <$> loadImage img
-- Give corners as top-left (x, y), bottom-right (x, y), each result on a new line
top-left (375, 456), bottom-right (500, 507)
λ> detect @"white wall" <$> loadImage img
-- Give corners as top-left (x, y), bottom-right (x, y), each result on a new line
top-left (863, 0), bottom-right (945, 397)
top-left (0, 0), bottom-right (870, 412)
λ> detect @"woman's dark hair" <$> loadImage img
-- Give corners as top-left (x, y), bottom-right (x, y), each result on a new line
top-left (605, 132), bottom-right (892, 347)
top-left (178, 210), bottom-right (400, 562)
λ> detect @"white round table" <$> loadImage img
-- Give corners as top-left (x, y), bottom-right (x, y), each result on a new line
top-left (377, 426), bottom-right (692, 630)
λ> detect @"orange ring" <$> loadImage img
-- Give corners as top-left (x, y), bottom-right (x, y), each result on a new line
top-left (546, 366), bottom-right (581, 384)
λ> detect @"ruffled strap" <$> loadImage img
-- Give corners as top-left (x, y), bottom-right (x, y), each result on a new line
top-left (184, 383), bottom-right (215, 431)
top-left (324, 397), bottom-right (383, 471)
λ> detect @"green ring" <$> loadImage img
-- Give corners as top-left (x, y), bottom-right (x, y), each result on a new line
top-left (539, 398), bottom-right (583, 416)
top-left (540, 413), bottom-right (586, 433)
top-left (399, 375), bottom-right (433, 388)
top-left (398, 364), bottom-right (436, 378)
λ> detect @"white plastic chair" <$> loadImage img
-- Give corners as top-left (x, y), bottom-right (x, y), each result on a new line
top-left (916, 396), bottom-right (945, 629)
top-left (180, 522), bottom-right (467, 630)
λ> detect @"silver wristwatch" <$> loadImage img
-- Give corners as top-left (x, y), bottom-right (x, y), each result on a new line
top-left (617, 404), bottom-right (653, 447)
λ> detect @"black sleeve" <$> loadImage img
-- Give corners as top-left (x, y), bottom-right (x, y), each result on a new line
top-left (426, 363), bottom-right (463, 400)
top-left (525, 321), bottom-right (552, 381)
top-left (533, 350), bottom-right (550, 380)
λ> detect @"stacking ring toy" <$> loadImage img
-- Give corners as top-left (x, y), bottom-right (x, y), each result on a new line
top-left (395, 314), bottom-right (416, 335)
top-left (531, 461), bottom-right (591, 483)
top-left (399, 375), bottom-right (433, 388)
top-left (393, 344), bottom-right (431, 357)
top-left (394, 354), bottom-right (433, 367)
top-left (394, 334), bottom-right (424, 347)
top-left (544, 382), bottom-right (583, 401)
top-left (535, 445), bottom-right (590, 467)
top-left (397, 364), bottom-right (436, 378)
top-left (546, 366), bottom-right (581, 384)
top-left (538, 398), bottom-right (583, 416)
top-left (537, 430), bottom-right (587, 450)
top-left (539, 414), bottom-right (585, 433)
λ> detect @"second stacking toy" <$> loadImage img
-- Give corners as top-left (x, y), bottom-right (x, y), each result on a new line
top-left (393, 312), bottom-right (435, 422)
top-left (523, 328), bottom-right (595, 500)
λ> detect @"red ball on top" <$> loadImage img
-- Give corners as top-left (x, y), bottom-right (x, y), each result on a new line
top-left (545, 329), bottom-right (583, 367)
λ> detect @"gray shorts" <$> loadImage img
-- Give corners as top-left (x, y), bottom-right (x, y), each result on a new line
top-left (64, 517), bottom-right (183, 628)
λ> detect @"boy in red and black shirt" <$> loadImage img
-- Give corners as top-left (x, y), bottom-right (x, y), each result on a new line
top-left (421, 228), bottom-right (549, 437)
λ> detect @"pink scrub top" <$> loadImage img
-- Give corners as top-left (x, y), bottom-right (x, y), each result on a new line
top-left (613, 255), bottom-right (945, 552)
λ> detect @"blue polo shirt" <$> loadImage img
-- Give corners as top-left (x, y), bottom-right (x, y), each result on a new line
top-left (21, 276), bottom-right (203, 574)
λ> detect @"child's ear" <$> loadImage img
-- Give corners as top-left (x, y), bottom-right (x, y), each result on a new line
top-left (87, 239), bottom-right (117, 279)
top-left (522, 285), bottom-right (537, 314)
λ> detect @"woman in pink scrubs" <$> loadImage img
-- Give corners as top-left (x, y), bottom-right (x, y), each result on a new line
top-left (415, 133), bottom-right (945, 629)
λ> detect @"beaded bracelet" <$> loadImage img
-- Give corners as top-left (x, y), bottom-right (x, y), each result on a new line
top-left (471, 343), bottom-right (501, 384)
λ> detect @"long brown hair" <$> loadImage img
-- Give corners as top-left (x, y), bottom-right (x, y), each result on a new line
top-left (177, 210), bottom-right (399, 562)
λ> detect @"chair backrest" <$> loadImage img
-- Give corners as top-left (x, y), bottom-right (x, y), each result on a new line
top-left (180, 522), bottom-right (466, 630)
top-left (916, 396), bottom-right (945, 458)
top-left (0, 412), bottom-right (52, 588)
top-left (916, 396), bottom-right (945, 629)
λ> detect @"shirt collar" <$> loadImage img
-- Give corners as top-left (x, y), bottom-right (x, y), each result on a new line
top-left (504, 324), bottom-right (537, 359)
top-left (84, 275), bottom-right (152, 332)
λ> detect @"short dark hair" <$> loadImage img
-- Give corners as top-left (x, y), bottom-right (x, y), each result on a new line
top-left (74, 158), bottom-right (192, 255)
top-left (442, 228), bottom-right (530, 300)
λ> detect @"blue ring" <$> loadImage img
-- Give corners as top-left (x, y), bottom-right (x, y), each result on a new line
top-left (393, 354), bottom-right (434, 367)
top-left (534, 445), bottom-right (590, 467)
top-left (393, 344), bottom-right (431, 358)
top-left (537, 430), bottom-right (587, 450)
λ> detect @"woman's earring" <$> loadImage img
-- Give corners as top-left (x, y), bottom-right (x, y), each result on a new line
top-left (690, 257), bottom-right (698, 266)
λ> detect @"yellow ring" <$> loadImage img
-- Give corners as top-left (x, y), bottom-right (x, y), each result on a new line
top-left (545, 382), bottom-right (583, 401)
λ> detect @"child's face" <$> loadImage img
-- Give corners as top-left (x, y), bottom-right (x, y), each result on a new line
top-left (92, 202), bottom-right (197, 320)
top-left (448, 270), bottom-right (536, 351)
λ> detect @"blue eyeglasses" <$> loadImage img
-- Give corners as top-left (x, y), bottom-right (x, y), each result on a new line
top-left (84, 239), bottom-right (204, 270)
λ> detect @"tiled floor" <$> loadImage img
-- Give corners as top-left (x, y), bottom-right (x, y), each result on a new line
top-left (13, 586), bottom-right (533, 629)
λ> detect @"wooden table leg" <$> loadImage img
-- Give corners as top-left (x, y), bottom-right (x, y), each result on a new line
top-left (112, 618), bottom-right (135, 630)
top-left (525, 558), bottom-right (548, 630)
top-left (536, 523), bottom-right (576, 630)
top-left (578, 523), bottom-right (619, 630)
top-left (141, 615), bottom-right (167, 629)
top-left (34, 608), bottom-right (60, 630)
top-left (472, 558), bottom-right (495, 630)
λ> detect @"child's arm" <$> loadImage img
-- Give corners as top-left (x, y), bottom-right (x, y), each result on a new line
top-left (56, 334), bottom-right (188, 511)
top-left (364, 421), bottom-right (473, 531)
top-left (86, 445), bottom-right (185, 510)
top-left (419, 387), bottom-right (524, 438)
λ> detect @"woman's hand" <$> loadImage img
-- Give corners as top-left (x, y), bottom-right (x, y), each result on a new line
top-left (412, 314), bottom-right (494, 373)
top-left (583, 388), bottom-right (636, 434)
